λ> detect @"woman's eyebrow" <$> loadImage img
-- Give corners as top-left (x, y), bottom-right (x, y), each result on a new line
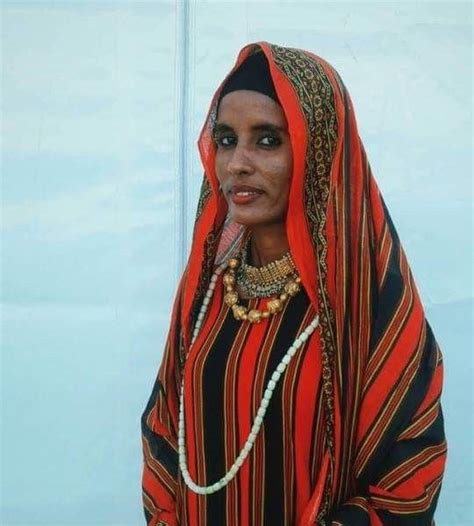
top-left (251, 123), bottom-right (286, 134)
top-left (213, 123), bottom-right (233, 135)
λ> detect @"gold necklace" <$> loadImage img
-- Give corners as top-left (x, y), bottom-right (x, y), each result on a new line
top-left (223, 257), bottom-right (302, 323)
top-left (237, 244), bottom-right (297, 298)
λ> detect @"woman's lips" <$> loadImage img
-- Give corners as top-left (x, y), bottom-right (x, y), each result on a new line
top-left (230, 185), bottom-right (264, 206)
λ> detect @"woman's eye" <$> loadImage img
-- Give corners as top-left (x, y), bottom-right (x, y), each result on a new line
top-left (214, 134), bottom-right (281, 148)
top-left (258, 135), bottom-right (281, 147)
top-left (215, 135), bottom-right (235, 148)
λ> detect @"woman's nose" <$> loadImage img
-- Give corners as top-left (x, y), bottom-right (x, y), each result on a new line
top-left (227, 145), bottom-right (253, 176)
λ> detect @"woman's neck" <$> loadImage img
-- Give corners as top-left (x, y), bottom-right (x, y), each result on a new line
top-left (248, 223), bottom-right (289, 267)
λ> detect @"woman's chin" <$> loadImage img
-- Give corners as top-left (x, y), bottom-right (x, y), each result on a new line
top-left (226, 202), bottom-right (287, 228)
top-left (227, 208), bottom-right (260, 227)
top-left (230, 214), bottom-right (285, 230)
top-left (227, 210), bottom-right (264, 227)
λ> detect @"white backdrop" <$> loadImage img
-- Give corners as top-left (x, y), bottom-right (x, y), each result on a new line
top-left (1, 1), bottom-right (472, 524)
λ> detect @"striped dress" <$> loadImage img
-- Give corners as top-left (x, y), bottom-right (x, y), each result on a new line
top-left (177, 280), bottom-right (325, 526)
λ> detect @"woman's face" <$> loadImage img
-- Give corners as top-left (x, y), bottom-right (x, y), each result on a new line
top-left (214, 90), bottom-right (293, 228)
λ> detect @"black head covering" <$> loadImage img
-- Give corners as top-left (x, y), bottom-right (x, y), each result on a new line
top-left (217, 51), bottom-right (280, 108)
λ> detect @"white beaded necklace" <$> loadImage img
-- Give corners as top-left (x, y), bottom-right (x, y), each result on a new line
top-left (178, 262), bottom-right (320, 495)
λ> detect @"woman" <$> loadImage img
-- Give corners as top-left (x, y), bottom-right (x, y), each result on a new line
top-left (141, 42), bottom-right (447, 526)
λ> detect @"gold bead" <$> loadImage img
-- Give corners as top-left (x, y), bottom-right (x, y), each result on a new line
top-left (226, 285), bottom-right (233, 292)
top-left (279, 292), bottom-right (289, 302)
top-left (267, 298), bottom-right (283, 314)
top-left (262, 311), bottom-right (270, 318)
top-left (247, 309), bottom-right (263, 323)
top-left (224, 291), bottom-right (238, 306)
top-left (223, 273), bottom-right (235, 286)
top-left (232, 305), bottom-right (247, 320)
top-left (228, 258), bottom-right (240, 269)
top-left (295, 276), bottom-right (302, 283)
top-left (285, 281), bottom-right (300, 296)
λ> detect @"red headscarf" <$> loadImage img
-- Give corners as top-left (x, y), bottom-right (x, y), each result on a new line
top-left (142, 42), bottom-right (447, 525)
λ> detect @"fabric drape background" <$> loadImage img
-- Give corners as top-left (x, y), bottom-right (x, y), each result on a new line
top-left (1, 2), bottom-right (471, 525)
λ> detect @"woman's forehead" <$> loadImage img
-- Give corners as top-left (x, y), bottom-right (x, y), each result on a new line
top-left (216, 90), bottom-right (287, 128)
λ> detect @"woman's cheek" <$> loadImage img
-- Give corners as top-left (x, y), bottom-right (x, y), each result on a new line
top-left (214, 161), bottom-right (227, 189)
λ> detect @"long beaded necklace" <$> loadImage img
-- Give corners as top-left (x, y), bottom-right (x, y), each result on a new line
top-left (178, 261), bottom-right (320, 495)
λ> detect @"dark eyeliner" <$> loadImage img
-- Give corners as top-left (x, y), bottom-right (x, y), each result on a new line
top-left (214, 134), bottom-right (236, 148)
top-left (258, 134), bottom-right (282, 147)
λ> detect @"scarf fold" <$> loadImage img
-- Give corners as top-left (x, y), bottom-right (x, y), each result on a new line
top-left (142, 42), bottom-right (446, 525)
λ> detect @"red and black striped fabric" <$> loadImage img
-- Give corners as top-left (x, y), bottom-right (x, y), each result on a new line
top-left (182, 287), bottom-right (326, 525)
top-left (142, 42), bottom-right (447, 525)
